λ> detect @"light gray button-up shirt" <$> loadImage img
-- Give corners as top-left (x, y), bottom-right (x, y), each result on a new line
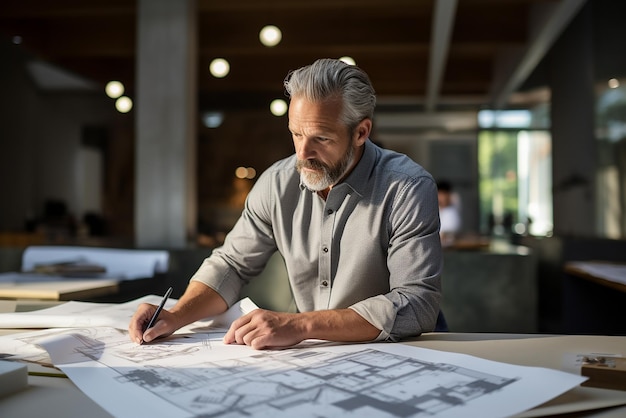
top-left (191, 139), bottom-right (442, 341)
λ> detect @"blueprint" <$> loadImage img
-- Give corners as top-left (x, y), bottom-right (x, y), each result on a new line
top-left (0, 295), bottom-right (587, 418)
top-left (26, 327), bottom-right (586, 418)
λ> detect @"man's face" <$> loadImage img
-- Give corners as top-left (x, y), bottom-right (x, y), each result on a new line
top-left (289, 96), bottom-right (355, 192)
top-left (438, 190), bottom-right (451, 208)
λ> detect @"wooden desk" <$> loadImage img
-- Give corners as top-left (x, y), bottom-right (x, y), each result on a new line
top-left (0, 279), bottom-right (119, 301)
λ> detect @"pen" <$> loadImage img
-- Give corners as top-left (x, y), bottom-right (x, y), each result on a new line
top-left (29, 371), bottom-right (68, 378)
top-left (141, 286), bottom-right (173, 345)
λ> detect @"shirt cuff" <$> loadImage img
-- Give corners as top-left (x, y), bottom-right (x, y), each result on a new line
top-left (349, 295), bottom-right (396, 341)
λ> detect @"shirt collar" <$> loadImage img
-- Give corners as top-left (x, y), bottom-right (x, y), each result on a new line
top-left (338, 138), bottom-right (376, 198)
top-left (298, 139), bottom-right (376, 199)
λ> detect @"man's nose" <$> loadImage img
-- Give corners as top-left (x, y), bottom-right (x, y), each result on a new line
top-left (297, 138), bottom-right (316, 159)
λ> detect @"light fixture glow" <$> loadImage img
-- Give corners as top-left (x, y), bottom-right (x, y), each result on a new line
top-left (259, 25), bottom-right (282, 47)
top-left (270, 99), bottom-right (288, 116)
top-left (115, 96), bottom-right (133, 113)
top-left (235, 166), bottom-right (257, 179)
top-left (608, 78), bottom-right (620, 89)
top-left (209, 58), bottom-right (230, 78)
top-left (339, 56), bottom-right (356, 66)
top-left (105, 81), bottom-right (124, 98)
top-left (12, 35), bottom-right (22, 45)
top-left (235, 167), bottom-right (248, 179)
top-left (202, 111), bottom-right (224, 128)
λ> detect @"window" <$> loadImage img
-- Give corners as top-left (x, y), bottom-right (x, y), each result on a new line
top-left (596, 80), bottom-right (626, 239)
top-left (478, 109), bottom-right (553, 237)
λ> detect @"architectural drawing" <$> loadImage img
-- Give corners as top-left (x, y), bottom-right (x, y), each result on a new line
top-left (1, 296), bottom-right (587, 418)
top-left (36, 326), bottom-right (521, 418)
top-left (111, 348), bottom-right (517, 417)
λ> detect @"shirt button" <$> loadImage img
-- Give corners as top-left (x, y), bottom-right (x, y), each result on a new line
top-left (322, 247), bottom-right (329, 253)
top-left (321, 281), bottom-right (328, 287)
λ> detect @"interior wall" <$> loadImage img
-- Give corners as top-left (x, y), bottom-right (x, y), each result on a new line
top-left (0, 41), bottom-right (39, 231)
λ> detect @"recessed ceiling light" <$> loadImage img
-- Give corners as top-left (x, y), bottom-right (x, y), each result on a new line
top-left (270, 99), bottom-right (287, 116)
top-left (209, 58), bottom-right (230, 78)
top-left (105, 81), bottom-right (124, 98)
top-left (339, 56), bottom-right (356, 66)
top-left (259, 25), bottom-right (282, 47)
top-left (115, 96), bottom-right (133, 113)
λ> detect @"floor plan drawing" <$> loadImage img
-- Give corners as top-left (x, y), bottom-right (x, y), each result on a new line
top-left (28, 324), bottom-right (567, 418)
top-left (0, 297), bottom-right (586, 418)
top-left (107, 347), bottom-right (519, 418)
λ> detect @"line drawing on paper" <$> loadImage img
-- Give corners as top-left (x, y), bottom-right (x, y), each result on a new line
top-left (76, 337), bottom-right (519, 418)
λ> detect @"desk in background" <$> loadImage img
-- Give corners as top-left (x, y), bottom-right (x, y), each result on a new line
top-left (563, 261), bottom-right (626, 335)
top-left (0, 278), bottom-right (119, 301)
top-left (0, 246), bottom-right (171, 303)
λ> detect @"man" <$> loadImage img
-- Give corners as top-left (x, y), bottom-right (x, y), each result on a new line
top-left (437, 180), bottom-right (461, 247)
top-left (129, 58), bottom-right (442, 349)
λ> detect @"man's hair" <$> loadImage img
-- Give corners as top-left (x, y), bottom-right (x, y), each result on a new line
top-left (284, 58), bottom-right (376, 132)
top-left (437, 180), bottom-right (453, 192)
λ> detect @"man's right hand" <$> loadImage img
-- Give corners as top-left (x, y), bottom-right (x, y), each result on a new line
top-left (128, 303), bottom-right (177, 344)
top-left (127, 281), bottom-right (230, 344)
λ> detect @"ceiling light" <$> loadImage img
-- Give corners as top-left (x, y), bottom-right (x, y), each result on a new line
top-left (608, 78), bottom-right (620, 89)
top-left (12, 35), bottom-right (22, 45)
top-left (115, 96), bottom-right (133, 113)
top-left (270, 99), bottom-right (287, 116)
top-left (209, 58), bottom-right (230, 78)
top-left (259, 25), bottom-right (282, 47)
top-left (339, 56), bottom-right (356, 66)
top-left (105, 81), bottom-right (124, 98)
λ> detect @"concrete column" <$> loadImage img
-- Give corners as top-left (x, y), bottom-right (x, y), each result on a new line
top-left (135, 0), bottom-right (197, 248)
top-left (549, 3), bottom-right (596, 237)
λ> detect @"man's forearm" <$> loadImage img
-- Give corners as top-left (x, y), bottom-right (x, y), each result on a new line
top-left (300, 308), bottom-right (381, 342)
top-left (169, 281), bottom-right (229, 328)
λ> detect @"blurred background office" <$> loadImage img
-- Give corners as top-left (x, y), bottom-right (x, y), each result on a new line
top-left (1, 0), bottom-right (625, 334)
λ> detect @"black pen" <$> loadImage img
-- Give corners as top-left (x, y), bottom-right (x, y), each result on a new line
top-left (140, 286), bottom-right (173, 345)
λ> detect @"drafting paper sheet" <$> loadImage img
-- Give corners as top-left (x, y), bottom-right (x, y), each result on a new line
top-left (0, 295), bottom-right (257, 329)
top-left (0, 295), bottom-right (167, 329)
top-left (0, 298), bottom-right (258, 365)
top-left (23, 328), bottom-right (585, 418)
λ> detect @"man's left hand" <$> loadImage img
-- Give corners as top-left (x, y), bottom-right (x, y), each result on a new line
top-left (223, 309), bottom-right (305, 350)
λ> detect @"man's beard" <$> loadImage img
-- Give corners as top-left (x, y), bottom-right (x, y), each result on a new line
top-left (296, 145), bottom-right (355, 192)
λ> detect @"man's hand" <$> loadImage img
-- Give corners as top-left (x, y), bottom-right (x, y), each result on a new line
top-left (223, 309), bottom-right (306, 350)
top-left (128, 282), bottom-right (229, 345)
top-left (223, 308), bottom-right (381, 350)
top-left (128, 303), bottom-right (178, 344)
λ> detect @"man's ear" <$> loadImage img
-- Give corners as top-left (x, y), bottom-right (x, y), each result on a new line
top-left (354, 118), bottom-right (372, 146)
